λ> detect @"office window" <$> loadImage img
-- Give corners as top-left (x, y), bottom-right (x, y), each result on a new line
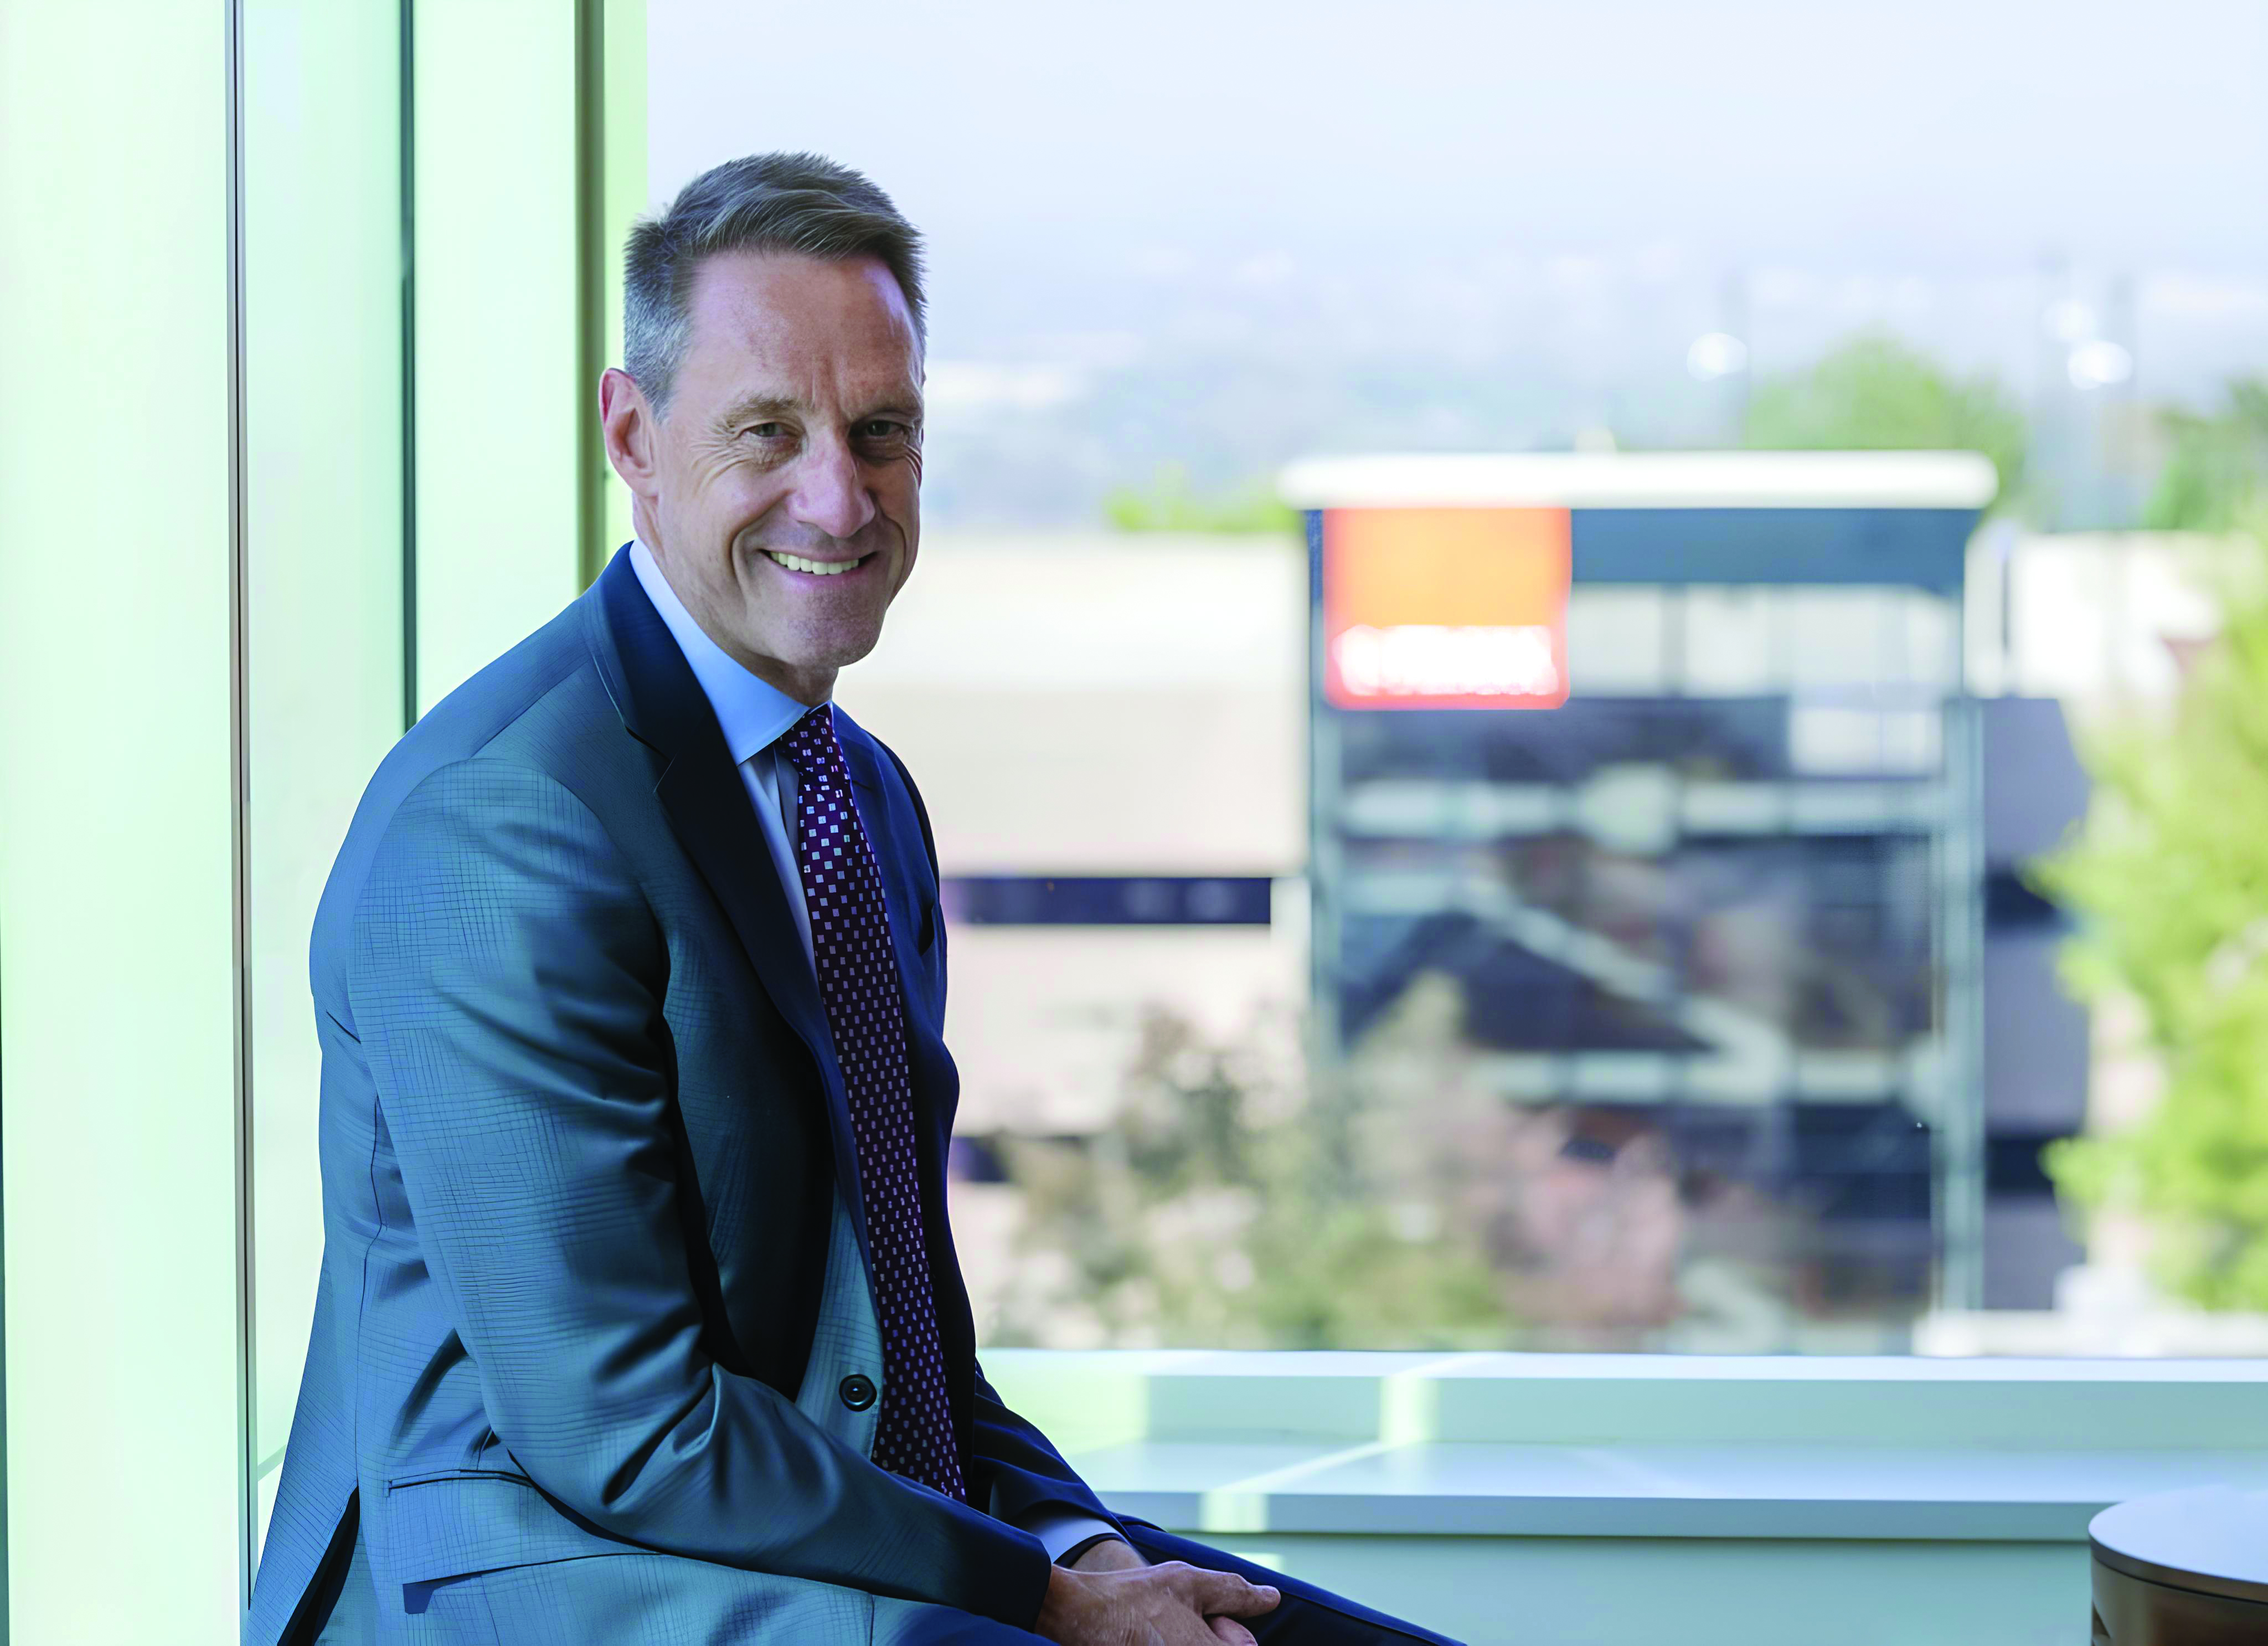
top-left (646, 1), bottom-right (2268, 1359)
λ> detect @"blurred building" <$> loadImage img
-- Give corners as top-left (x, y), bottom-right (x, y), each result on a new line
top-left (833, 537), bottom-right (1307, 1338)
top-left (852, 460), bottom-right (2184, 1350)
top-left (1288, 452), bottom-right (2011, 1344)
top-left (833, 534), bottom-right (1307, 1140)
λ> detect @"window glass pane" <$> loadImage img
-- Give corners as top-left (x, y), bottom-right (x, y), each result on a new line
top-left (639, 3), bottom-right (2255, 1359)
top-left (1683, 588), bottom-right (1779, 695)
top-left (241, 0), bottom-right (404, 1544)
top-left (1567, 588), bottom-right (1670, 695)
top-left (1783, 590), bottom-right (1906, 689)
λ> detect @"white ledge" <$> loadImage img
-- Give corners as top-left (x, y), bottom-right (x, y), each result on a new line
top-left (981, 1350), bottom-right (2268, 1542)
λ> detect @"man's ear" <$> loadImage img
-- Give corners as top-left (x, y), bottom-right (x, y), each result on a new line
top-left (600, 367), bottom-right (661, 501)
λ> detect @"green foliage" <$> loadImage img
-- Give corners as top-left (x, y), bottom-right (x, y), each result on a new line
top-left (2143, 378), bottom-right (2268, 532)
top-left (2039, 518), bottom-right (2268, 1309)
top-left (1102, 463), bottom-right (1300, 536)
top-left (993, 1006), bottom-right (1515, 1349)
top-left (1744, 331), bottom-right (2029, 511)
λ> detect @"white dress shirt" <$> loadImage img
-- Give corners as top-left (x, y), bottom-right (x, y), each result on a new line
top-left (626, 540), bottom-right (1120, 1567)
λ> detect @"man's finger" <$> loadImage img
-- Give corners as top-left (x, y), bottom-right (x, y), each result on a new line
top-left (1208, 1615), bottom-right (1260, 1645)
top-left (1184, 1567), bottom-right (1281, 1617)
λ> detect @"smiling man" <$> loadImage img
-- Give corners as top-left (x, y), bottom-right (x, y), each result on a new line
top-left (248, 153), bottom-right (1463, 1646)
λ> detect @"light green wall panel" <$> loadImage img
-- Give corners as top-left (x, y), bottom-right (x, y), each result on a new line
top-left (4, 3), bottom-right (643, 1635)
top-left (413, 0), bottom-right (584, 713)
top-left (0, 4), bottom-right (243, 1641)
top-left (239, 0), bottom-right (407, 1552)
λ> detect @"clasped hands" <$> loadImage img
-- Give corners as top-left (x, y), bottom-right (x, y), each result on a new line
top-left (1035, 1535), bottom-right (1280, 1646)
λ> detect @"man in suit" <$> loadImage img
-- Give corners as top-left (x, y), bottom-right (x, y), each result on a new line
top-left (249, 152), bottom-right (1465, 1646)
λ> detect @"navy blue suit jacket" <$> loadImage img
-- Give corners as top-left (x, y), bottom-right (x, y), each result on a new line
top-left (248, 548), bottom-right (1120, 1643)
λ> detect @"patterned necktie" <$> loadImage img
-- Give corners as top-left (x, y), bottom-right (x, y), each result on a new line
top-left (779, 704), bottom-right (968, 1503)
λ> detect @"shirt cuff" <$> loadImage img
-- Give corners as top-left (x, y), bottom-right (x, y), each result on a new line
top-left (1019, 1508), bottom-right (1127, 1566)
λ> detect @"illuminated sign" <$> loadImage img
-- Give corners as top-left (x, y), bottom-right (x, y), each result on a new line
top-left (1321, 506), bottom-right (1571, 709)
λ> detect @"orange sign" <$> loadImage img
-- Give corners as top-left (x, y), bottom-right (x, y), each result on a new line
top-left (1321, 507), bottom-right (1571, 709)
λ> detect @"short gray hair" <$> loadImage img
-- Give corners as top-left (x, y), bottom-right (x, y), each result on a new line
top-left (623, 152), bottom-right (926, 414)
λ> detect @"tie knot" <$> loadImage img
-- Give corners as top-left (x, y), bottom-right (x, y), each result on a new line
top-left (779, 702), bottom-right (840, 778)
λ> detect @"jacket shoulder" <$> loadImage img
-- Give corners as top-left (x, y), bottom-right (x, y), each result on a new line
top-left (312, 589), bottom-right (631, 1019)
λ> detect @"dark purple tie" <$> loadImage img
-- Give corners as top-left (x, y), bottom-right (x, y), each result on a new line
top-left (780, 704), bottom-right (967, 1503)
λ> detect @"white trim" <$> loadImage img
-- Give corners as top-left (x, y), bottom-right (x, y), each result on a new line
top-left (985, 1350), bottom-right (2268, 1546)
top-left (1277, 451), bottom-right (1999, 511)
top-left (1101, 1437), bottom-right (2262, 1542)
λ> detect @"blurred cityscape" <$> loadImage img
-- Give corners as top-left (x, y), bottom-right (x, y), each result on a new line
top-left (662, 0), bottom-right (2268, 1354)
top-left (656, 1), bottom-right (2268, 537)
top-left (839, 487), bottom-right (2268, 1356)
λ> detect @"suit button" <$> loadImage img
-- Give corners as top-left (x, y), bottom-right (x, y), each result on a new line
top-left (838, 1374), bottom-right (877, 1411)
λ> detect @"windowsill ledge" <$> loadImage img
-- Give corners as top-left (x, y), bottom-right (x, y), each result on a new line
top-left (982, 1350), bottom-right (2268, 1542)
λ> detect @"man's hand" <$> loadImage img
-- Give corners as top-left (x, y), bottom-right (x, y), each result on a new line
top-left (1064, 1540), bottom-right (1266, 1643)
top-left (1035, 1557), bottom-right (1280, 1646)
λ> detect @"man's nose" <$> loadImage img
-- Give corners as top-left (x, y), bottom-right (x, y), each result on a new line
top-left (788, 437), bottom-right (877, 542)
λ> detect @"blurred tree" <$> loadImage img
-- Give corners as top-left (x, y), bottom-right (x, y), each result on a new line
top-left (1743, 331), bottom-right (2029, 512)
top-left (2143, 378), bottom-right (2268, 532)
top-left (2039, 514), bottom-right (2268, 1309)
top-left (992, 999), bottom-right (1514, 1349)
top-left (1101, 462), bottom-right (1300, 535)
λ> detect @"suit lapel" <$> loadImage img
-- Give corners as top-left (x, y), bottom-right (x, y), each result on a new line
top-left (833, 710), bottom-right (964, 1400)
top-left (586, 549), bottom-right (870, 1253)
top-left (835, 720), bottom-right (931, 1021)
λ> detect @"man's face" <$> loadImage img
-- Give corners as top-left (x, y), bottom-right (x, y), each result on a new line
top-left (610, 249), bottom-right (924, 703)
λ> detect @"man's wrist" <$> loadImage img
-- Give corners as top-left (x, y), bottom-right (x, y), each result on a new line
top-left (1065, 1532), bottom-right (1147, 1572)
top-left (1034, 1562), bottom-right (1090, 1642)
top-left (1056, 1530), bottom-right (1122, 1568)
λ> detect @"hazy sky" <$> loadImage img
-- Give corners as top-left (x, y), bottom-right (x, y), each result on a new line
top-left (650, 1), bottom-right (2268, 519)
top-left (656, 2), bottom-right (2265, 275)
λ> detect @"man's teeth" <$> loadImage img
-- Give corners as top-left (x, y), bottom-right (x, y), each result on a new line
top-left (767, 551), bottom-right (859, 576)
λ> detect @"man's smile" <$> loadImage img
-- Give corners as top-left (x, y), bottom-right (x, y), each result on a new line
top-left (762, 548), bottom-right (877, 577)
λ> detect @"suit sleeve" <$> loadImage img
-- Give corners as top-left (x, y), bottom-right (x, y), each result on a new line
top-left (348, 755), bottom-right (1053, 1626)
top-left (975, 1369), bottom-right (1130, 1549)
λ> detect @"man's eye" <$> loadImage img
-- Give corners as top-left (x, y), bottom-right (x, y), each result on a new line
top-left (858, 420), bottom-right (909, 440)
top-left (745, 422), bottom-right (786, 439)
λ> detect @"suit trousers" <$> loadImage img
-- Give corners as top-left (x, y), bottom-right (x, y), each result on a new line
top-left (316, 1515), bottom-right (1465, 1645)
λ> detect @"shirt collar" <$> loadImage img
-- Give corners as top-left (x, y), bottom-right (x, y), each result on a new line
top-left (627, 536), bottom-right (818, 766)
